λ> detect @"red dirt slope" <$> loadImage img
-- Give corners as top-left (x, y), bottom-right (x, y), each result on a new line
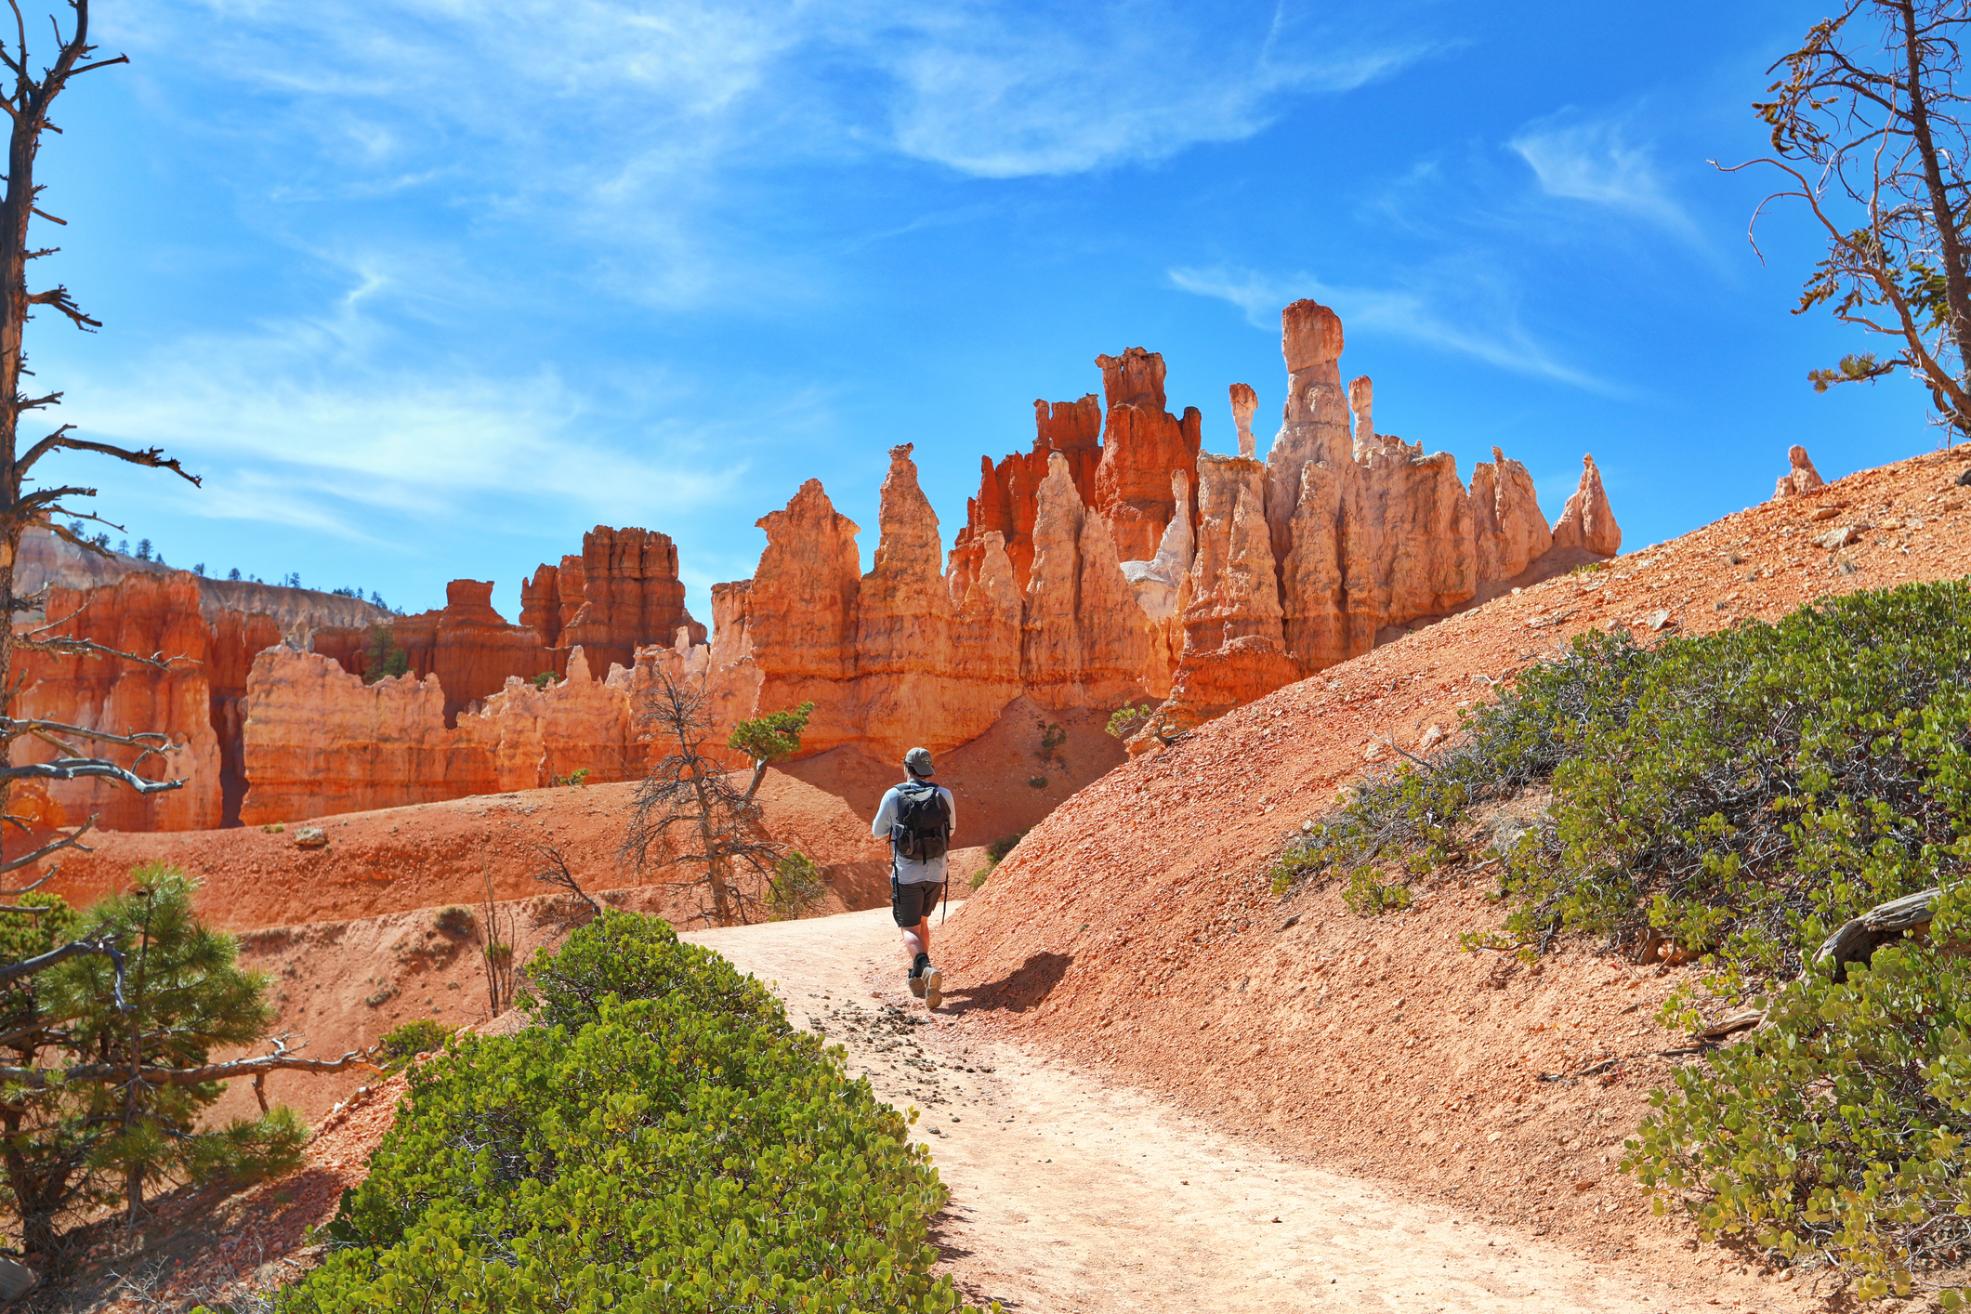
top-left (945, 446), bottom-right (1971, 1296)
top-left (32, 769), bottom-right (886, 931)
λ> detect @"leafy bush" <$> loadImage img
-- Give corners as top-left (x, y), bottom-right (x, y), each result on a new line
top-left (1627, 926), bottom-right (1971, 1302)
top-left (767, 851), bottom-right (826, 920)
top-left (1272, 626), bottom-right (1647, 912)
top-left (376, 1019), bottom-right (451, 1069)
top-left (274, 912), bottom-right (979, 1312)
top-left (1274, 580), bottom-right (1971, 1295)
top-left (432, 906), bottom-right (474, 940)
top-left (529, 670), bottom-right (556, 690)
top-left (550, 766), bottom-right (590, 788)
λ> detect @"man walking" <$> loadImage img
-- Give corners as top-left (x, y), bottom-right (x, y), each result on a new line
top-left (873, 746), bottom-right (955, 1010)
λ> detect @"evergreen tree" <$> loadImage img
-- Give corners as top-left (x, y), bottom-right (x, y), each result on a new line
top-left (0, 868), bottom-right (361, 1258)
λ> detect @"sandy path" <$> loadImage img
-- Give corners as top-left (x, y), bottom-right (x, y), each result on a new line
top-left (686, 905), bottom-right (1719, 1314)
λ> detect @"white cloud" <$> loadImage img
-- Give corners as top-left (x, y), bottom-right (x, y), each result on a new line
top-left (1167, 263), bottom-right (1624, 395)
top-left (110, 1), bottom-right (1442, 308)
top-left (880, 7), bottom-right (1443, 178)
top-left (48, 261), bottom-right (814, 541)
top-left (1509, 111), bottom-right (1705, 248)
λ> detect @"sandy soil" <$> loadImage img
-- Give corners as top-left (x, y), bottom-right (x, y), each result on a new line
top-left (687, 904), bottom-right (1792, 1314)
top-left (945, 445), bottom-right (1971, 1307)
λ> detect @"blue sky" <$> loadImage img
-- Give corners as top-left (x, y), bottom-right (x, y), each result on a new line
top-left (30, 0), bottom-right (1936, 621)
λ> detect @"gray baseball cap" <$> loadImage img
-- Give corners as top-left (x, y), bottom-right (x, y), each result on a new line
top-left (904, 746), bottom-right (935, 777)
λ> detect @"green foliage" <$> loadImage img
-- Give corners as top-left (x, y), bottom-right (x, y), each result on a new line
top-left (275, 912), bottom-right (980, 1312)
top-left (377, 1019), bottom-right (451, 1069)
top-left (0, 868), bottom-right (304, 1257)
top-left (1495, 582), bottom-right (1971, 993)
top-left (529, 670), bottom-right (556, 690)
top-left (516, 911), bottom-right (784, 1035)
top-left (360, 625), bottom-right (410, 684)
top-left (433, 906), bottom-right (474, 940)
top-left (550, 766), bottom-right (590, 788)
top-left (1273, 627), bottom-right (1647, 913)
top-left (975, 832), bottom-right (1028, 891)
top-left (767, 851), bottom-right (825, 921)
top-left (1275, 579), bottom-right (1971, 1293)
top-left (1808, 351), bottom-right (1897, 394)
top-left (1106, 703), bottom-right (1152, 740)
top-left (727, 700), bottom-right (815, 768)
top-left (1036, 719), bottom-right (1067, 766)
top-left (1627, 928), bottom-right (1971, 1302)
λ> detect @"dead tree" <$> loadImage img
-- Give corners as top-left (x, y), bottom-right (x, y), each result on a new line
top-left (623, 672), bottom-right (816, 927)
top-left (0, 1), bottom-right (200, 902)
top-left (533, 843), bottom-right (600, 918)
top-left (1722, 1), bottom-right (1971, 441)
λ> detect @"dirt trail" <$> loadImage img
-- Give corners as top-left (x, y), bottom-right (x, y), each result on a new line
top-left (687, 905), bottom-right (1748, 1314)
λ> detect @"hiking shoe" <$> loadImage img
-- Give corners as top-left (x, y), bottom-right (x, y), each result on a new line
top-left (908, 968), bottom-right (927, 999)
top-left (922, 964), bottom-right (943, 1011)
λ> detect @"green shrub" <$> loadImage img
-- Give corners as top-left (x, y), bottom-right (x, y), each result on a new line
top-left (274, 912), bottom-right (980, 1313)
top-left (550, 766), bottom-right (590, 788)
top-left (433, 906), bottom-right (474, 939)
top-left (1627, 925), bottom-right (1971, 1301)
top-left (0, 870), bottom-right (305, 1258)
top-left (1274, 579), bottom-right (1971, 1294)
top-left (377, 1019), bottom-right (451, 1068)
top-left (1272, 626), bottom-right (1647, 912)
top-left (985, 833), bottom-right (1025, 865)
top-left (767, 851), bottom-right (826, 921)
top-left (529, 670), bottom-right (556, 690)
top-left (516, 910), bottom-right (784, 1034)
top-left (360, 625), bottom-right (410, 683)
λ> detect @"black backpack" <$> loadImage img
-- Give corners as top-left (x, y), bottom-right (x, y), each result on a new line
top-left (891, 780), bottom-right (951, 861)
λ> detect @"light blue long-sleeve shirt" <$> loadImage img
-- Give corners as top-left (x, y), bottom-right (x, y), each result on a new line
top-left (872, 782), bottom-right (956, 884)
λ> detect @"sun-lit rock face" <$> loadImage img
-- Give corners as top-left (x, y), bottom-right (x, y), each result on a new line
top-left (1230, 383), bottom-right (1258, 458)
top-left (855, 445), bottom-right (1020, 752)
top-left (9, 299), bottom-right (1628, 832)
top-left (520, 526), bottom-right (704, 677)
top-left (1551, 454), bottom-right (1623, 558)
top-left (1161, 454), bottom-right (1300, 720)
top-left (724, 478), bottom-right (864, 753)
top-left (237, 644), bottom-right (642, 824)
top-left (948, 394), bottom-right (1103, 600)
top-left (1265, 298), bottom-right (1352, 564)
top-left (14, 574), bottom-right (224, 831)
top-left (1093, 347), bottom-right (1203, 563)
top-left (1470, 447), bottom-right (1554, 583)
top-left (1348, 375), bottom-right (1375, 454)
top-left (1023, 453), bottom-right (1164, 709)
top-left (1772, 444), bottom-right (1826, 501)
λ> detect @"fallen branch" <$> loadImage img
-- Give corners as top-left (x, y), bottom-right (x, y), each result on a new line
top-left (1690, 886), bottom-right (1945, 1042)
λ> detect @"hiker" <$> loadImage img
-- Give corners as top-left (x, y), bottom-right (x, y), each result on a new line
top-left (873, 746), bottom-right (955, 1009)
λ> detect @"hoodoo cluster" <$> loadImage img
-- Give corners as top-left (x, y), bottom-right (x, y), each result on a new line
top-left (14, 298), bottom-right (1619, 834)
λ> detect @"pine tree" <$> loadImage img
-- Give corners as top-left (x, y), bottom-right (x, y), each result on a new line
top-left (0, 868), bottom-right (363, 1257)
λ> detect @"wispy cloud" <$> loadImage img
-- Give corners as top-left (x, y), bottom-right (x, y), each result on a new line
top-left (1167, 263), bottom-right (1624, 396)
top-left (1509, 110), bottom-right (1707, 250)
top-left (50, 259), bottom-right (823, 542)
top-left (880, 6), bottom-right (1445, 178)
top-left (111, 2), bottom-right (1442, 309)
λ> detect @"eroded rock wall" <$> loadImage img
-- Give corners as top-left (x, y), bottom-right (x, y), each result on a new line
top-left (12, 298), bottom-right (1624, 832)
